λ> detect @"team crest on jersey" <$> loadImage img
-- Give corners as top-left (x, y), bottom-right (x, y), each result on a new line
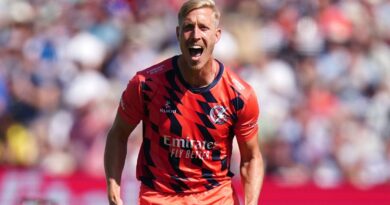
top-left (209, 105), bottom-right (229, 125)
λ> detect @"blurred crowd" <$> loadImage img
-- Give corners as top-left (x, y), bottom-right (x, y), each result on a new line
top-left (0, 0), bottom-right (389, 188)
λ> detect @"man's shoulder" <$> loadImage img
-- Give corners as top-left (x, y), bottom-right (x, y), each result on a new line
top-left (136, 56), bottom-right (176, 78)
top-left (223, 66), bottom-right (255, 99)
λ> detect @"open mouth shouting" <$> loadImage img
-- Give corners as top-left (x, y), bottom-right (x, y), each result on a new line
top-left (188, 45), bottom-right (204, 61)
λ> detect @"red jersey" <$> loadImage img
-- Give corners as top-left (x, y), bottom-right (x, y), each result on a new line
top-left (118, 56), bottom-right (259, 194)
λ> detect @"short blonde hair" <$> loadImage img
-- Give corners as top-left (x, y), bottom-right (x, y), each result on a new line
top-left (178, 0), bottom-right (221, 27)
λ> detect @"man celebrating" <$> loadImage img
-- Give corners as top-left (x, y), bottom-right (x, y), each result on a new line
top-left (104, 0), bottom-right (264, 204)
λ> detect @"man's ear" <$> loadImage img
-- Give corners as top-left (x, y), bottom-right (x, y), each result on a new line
top-left (176, 26), bottom-right (180, 40)
top-left (215, 28), bottom-right (222, 43)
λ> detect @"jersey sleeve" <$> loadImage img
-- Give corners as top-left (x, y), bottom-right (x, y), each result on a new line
top-left (234, 89), bottom-right (260, 142)
top-left (117, 75), bottom-right (144, 125)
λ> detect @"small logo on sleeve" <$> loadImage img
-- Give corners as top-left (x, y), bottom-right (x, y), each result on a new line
top-left (120, 97), bottom-right (126, 111)
top-left (233, 78), bottom-right (245, 91)
top-left (147, 65), bottom-right (164, 74)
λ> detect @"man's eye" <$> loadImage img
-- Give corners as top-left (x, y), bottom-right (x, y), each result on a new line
top-left (200, 26), bottom-right (209, 31)
top-left (183, 25), bottom-right (194, 31)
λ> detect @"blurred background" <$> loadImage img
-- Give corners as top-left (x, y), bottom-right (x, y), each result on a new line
top-left (0, 0), bottom-right (389, 204)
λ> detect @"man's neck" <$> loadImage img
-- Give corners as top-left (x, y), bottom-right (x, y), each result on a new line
top-left (177, 56), bottom-right (218, 88)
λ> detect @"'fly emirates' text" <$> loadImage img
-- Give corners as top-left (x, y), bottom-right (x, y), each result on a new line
top-left (163, 136), bottom-right (217, 160)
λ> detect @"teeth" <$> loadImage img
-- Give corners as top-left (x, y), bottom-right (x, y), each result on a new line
top-left (190, 45), bottom-right (202, 49)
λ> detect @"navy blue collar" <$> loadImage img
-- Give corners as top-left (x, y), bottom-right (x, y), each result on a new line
top-left (172, 55), bottom-right (224, 93)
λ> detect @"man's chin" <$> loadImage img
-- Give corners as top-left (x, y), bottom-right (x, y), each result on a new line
top-left (185, 57), bottom-right (200, 67)
top-left (181, 55), bottom-right (206, 70)
top-left (189, 60), bottom-right (204, 70)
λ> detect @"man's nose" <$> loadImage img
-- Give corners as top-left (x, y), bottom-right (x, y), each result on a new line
top-left (191, 26), bottom-right (201, 39)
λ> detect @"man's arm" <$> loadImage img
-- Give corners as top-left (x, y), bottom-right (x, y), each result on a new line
top-left (104, 113), bottom-right (137, 205)
top-left (237, 136), bottom-right (264, 205)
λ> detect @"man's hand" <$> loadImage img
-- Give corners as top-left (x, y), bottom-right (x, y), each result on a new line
top-left (238, 136), bottom-right (264, 205)
top-left (107, 178), bottom-right (123, 205)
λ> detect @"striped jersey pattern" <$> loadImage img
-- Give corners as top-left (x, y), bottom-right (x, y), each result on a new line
top-left (118, 55), bottom-right (259, 194)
